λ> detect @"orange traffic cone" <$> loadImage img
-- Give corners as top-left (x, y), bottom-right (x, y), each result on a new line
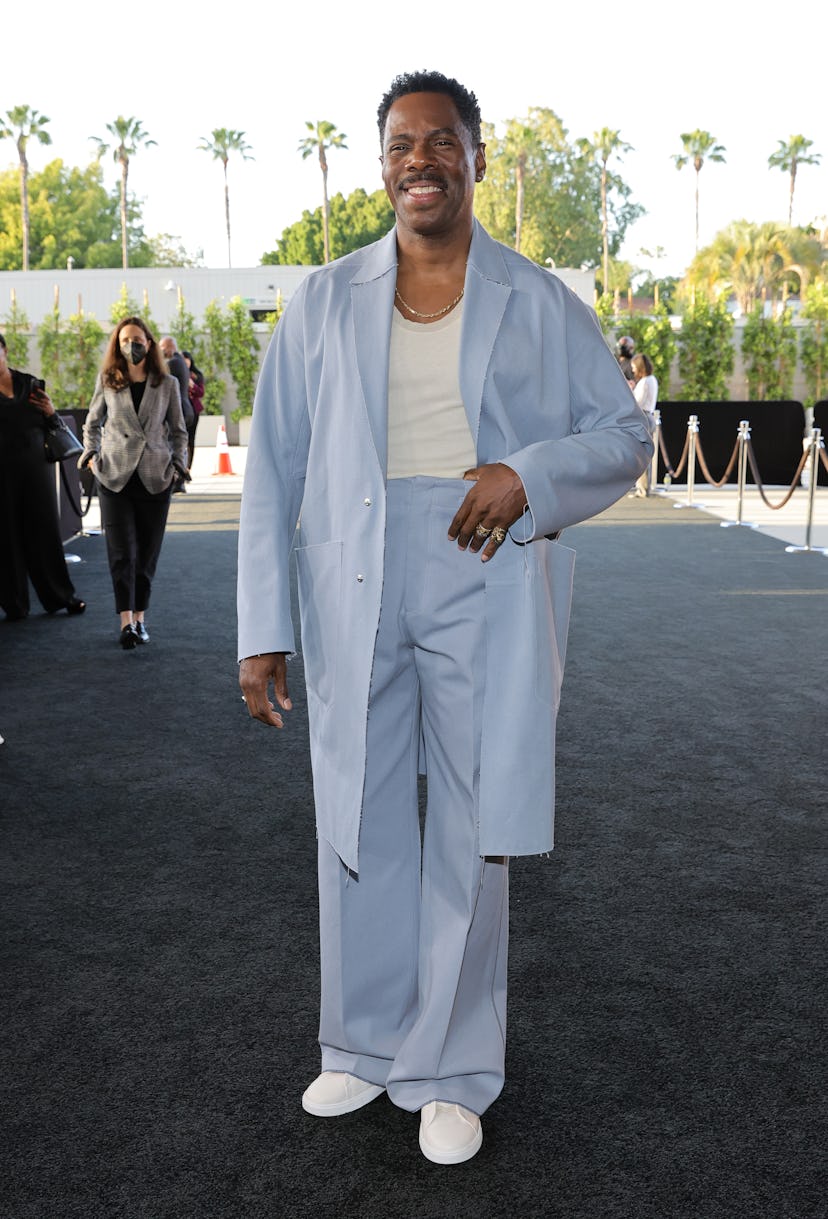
top-left (214, 421), bottom-right (234, 475)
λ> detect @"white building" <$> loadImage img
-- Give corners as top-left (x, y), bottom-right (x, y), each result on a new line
top-left (0, 262), bottom-right (596, 333)
top-left (0, 265), bottom-right (314, 332)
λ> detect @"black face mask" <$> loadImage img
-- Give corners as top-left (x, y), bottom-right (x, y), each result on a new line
top-left (122, 341), bottom-right (148, 366)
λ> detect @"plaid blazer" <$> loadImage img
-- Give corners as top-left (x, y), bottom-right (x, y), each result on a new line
top-left (80, 374), bottom-right (188, 493)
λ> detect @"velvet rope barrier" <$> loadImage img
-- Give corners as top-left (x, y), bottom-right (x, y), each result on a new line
top-left (744, 440), bottom-right (809, 511)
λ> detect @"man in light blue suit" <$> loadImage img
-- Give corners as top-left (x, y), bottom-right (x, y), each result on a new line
top-left (238, 70), bottom-right (652, 1165)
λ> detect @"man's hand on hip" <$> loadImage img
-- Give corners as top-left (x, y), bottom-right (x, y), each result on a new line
top-left (448, 463), bottom-right (527, 561)
top-left (239, 652), bottom-right (292, 727)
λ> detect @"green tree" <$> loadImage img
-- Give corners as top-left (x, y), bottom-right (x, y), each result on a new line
top-left (37, 303), bottom-right (70, 408)
top-left (108, 284), bottom-right (156, 336)
top-left (143, 233), bottom-right (201, 267)
top-left (594, 294), bottom-right (615, 335)
top-left (768, 135), bottom-right (821, 226)
top-left (298, 120), bottom-right (348, 265)
top-left (198, 128), bottom-right (253, 268)
top-left (170, 292), bottom-right (200, 361)
top-left (0, 105), bottom-right (51, 270)
top-left (611, 308), bottom-right (677, 397)
top-left (579, 128), bottom-right (633, 298)
top-left (109, 284), bottom-right (142, 327)
top-left (1, 294), bottom-right (30, 367)
top-left (0, 160), bottom-right (124, 270)
top-left (263, 187), bottom-right (394, 265)
top-left (202, 299), bottom-right (228, 415)
top-left (226, 296), bottom-right (260, 419)
top-left (741, 307), bottom-right (797, 399)
top-left (799, 280), bottom-right (828, 405)
top-left (475, 109), bottom-right (642, 271)
top-left (672, 130), bottom-right (726, 253)
top-left (676, 298), bottom-right (735, 400)
top-left (37, 301), bottom-right (105, 409)
top-left (92, 116), bottom-right (156, 269)
top-left (499, 120), bottom-right (546, 255)
top-left (64, 309), bottom-right (106, 409)
top-left (263, 292), bottom-right (285, 336)
top-left (685, 221), bottom-right (815, 316)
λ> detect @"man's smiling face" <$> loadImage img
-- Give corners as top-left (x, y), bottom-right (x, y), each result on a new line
top-left (380, 92), bottom-right (486, 240)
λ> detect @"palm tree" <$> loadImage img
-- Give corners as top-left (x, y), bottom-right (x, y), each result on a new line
top-left (0, 105), bottom-right (52, 270)
top-left (501, 120), bottom-right (545, 255)
top-left (298, 121), bottom-right (347, 264)
top-left (91, 116), bottom-right (156, 269)
top-left (198, 128), bottom-right (254, 268)
top-left (580, 128), bottom-right (632, 294)
top-left (672, 130), bottom-right (726, 254)
top-left (768, 135), bottom-right (821, 225)
top-left (689, 221), bottom-right (794, 315)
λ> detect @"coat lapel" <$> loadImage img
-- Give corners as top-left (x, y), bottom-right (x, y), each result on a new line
top-left (111, 384), bottom-right (144, 434)
top-left (460, 220), bottom-right (512, 444)
top-left (347, 221), bottom-right (512, 471)
top-left (135, 379), bottom-right (159, 428)
top-left (350, 228), bottom-right (398, 476)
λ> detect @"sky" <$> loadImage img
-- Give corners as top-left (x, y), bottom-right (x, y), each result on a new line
top-left (5, 0), bottom-right (827, 282)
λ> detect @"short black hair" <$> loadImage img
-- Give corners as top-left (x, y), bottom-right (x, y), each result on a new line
top-left (377, 71), bottom-right (482, 148)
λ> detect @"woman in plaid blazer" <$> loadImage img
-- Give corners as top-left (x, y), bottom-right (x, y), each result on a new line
top-left (80, 317), bottom-right (189, 649)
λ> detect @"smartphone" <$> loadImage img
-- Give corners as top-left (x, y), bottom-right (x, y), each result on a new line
top-left (31, 377), bottom-right (46, 393)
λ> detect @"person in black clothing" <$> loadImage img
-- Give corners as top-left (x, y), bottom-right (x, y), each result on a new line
top-left (0, 333), bottom-right (86, 621)
top-left (181, 350), bottom-right (205, 470)
top-left (615, 335), bottom-right (636, 386)
top-left (159, 337), bottom-right (194, 493)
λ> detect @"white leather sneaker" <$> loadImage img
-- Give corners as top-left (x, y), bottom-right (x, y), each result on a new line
top-left (419, 1101), bottom-right (483, 1164)
top-left (301, 1071), bottom-right (385, 1117)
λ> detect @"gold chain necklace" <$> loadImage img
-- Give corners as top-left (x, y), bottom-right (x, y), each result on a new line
top-left (395, 287), bottom-right (465, 319)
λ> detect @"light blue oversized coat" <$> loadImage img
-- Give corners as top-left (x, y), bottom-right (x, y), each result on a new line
top-left (237, 221), bottom-right (652, 873)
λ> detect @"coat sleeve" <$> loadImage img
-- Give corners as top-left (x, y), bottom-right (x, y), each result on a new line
top-left (79, 375), bottom-right (107, 468)
top-left (237, 287), bottom-right (311, 662)
top-left (503, 291), bottom-right (654, 538)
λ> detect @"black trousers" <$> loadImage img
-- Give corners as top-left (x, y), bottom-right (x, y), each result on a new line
top-left (0, 453), bottom-right (77, 619)
top-left (99, 472), bottom-right (172, 613)
top-left (186, 414), bottom-right (199, 471)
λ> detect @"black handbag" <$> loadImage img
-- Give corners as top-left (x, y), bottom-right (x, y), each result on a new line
top-left (44, 416), bottom-right (84, 463)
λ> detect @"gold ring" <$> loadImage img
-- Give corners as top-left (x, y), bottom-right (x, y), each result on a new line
top-left (475, 523), bottom-right (492, 538)
top-left (490, 526), bottom-right (507, 544)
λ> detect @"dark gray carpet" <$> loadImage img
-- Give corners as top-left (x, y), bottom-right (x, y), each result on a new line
top-left (1, 493), bottom-right (825, 1218)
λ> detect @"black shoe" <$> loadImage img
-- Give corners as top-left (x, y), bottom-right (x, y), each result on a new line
top-left (134, 621), bottom-right (150, 644)
top-left (66, 598), bottom-right (87, 615)
top-left (119, 624), bottom-right (139, 650)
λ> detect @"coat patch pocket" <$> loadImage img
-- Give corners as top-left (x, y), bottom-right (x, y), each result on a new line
top-left (295, 539), bottom-right (342, 710)
top-left (484, 539), bottom-right (575, 711)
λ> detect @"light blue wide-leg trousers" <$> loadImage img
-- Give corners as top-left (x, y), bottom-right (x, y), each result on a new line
top-left (317, 477), bottom-right (510, 1116)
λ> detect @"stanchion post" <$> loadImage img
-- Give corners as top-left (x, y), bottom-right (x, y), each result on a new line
top-left (720, 420), bottom-right (758, 530)
top-left (649, 409), bottom-right (662, 495)
top-left (785, 427), bottom-right (828, 556)
top-left (673, 414), bottom-right (706, 510)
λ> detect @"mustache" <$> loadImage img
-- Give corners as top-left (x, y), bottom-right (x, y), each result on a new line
top-left (398, 172), bottom-right (446, 190)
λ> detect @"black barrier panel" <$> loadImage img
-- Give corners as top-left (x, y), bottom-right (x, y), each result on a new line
top-left (56, 413), bottom-right (83, 542)
top-left (61, 408), bottom-right (96, 500)
top-left (657, 401), bottom-right (806, 486)
top-left (813, 401), bottom-right (828, 485)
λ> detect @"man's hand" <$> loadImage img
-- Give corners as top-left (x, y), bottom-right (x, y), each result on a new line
top-left (448, 463), bottom-right (527, 561)
top-left (239, 652), bottom-right (292, 728)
